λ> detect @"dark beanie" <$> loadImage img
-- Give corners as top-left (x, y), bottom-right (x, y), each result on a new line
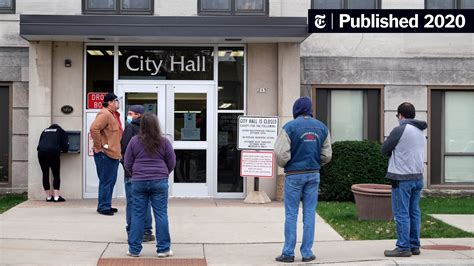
top-left (292, 97), bottom-right (313, 119)
top-left (103, 93), bottom-right (118, 103)
top-left (128, 105), bottom-right (144, 114)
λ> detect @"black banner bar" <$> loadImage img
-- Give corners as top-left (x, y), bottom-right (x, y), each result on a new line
top-left (308, 9), bottom-right (474, 33)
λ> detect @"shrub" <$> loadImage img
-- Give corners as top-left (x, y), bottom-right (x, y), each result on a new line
top-left (319, 140), bottom-right (389, 201)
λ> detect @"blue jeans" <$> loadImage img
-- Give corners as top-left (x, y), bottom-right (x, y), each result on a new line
top-left (124, 176), bottom-right (153, 236)
top-left (391, 179), bottom-right (423, 251)
top-left (93, 152), bottom-right (119, 212)
top-left (129, 179), bottom-right (171, 255)
top-left (282, 173), bottom-right (320, 258)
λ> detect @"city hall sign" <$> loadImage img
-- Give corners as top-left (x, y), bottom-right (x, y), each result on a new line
top-left (119, 46), bottom-right (214, 80)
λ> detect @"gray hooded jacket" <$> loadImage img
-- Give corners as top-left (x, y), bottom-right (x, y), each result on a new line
top-left (381, 119), bottom-right (427, 181)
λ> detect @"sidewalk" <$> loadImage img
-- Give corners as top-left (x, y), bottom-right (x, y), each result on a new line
top-left (1, 199), bottom-right (473, 265)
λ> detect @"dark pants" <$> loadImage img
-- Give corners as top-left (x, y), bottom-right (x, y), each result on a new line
top-left (94, 152), bottom-right (119, 212)
top-left (38, 151), bottom-right (60, 190)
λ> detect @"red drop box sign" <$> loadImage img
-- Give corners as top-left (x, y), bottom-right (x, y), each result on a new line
top-left (87, 92), bottom-right (107, 109)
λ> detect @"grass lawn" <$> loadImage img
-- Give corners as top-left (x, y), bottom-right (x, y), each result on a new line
top-left (0, 193), bottom-right (27, 214)
top-left (317, 197), bottom-right (474, 240)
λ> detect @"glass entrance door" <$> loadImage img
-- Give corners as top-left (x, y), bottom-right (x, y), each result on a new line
top-left (84, 84), bottom-right (166, 198)
top-left (167, 84), bottom-right (216, 197)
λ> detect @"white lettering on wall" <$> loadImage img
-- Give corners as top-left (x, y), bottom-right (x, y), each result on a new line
top-left (126, 55), bottom-right (140, 72)
top-left (171, 56), bottom-right (185, 72)
top-left (125, 55), bottom-right (207, 75)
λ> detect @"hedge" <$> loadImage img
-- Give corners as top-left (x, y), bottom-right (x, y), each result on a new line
top-left (319, 140), bottom-right (389, 201)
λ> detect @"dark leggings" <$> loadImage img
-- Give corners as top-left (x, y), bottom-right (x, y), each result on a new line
top-left (38, 151), bottom-right (60, 190)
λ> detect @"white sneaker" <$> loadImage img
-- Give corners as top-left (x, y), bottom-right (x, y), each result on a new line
top-left (157, 250), bottom-right (173, 258)
top-left (127, 250), bottom-right (141, 257)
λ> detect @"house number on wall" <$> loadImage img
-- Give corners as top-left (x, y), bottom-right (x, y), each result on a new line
top-left (257, 87), bottom-right (268, 93)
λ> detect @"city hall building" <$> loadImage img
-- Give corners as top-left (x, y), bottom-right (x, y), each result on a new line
top-left (0, 0), bottom-right (473, 200)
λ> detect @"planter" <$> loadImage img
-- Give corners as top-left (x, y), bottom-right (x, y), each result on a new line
top-left (351, 183), bottom-right (392, 221)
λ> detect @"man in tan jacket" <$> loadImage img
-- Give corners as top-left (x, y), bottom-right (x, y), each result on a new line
top-left (90, 93), bottom-right (123, 216)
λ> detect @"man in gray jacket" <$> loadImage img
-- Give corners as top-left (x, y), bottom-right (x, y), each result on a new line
top-left (382, 102), bottom-right (427, 257)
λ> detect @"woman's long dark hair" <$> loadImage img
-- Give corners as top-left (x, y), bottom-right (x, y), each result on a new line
top-left (138, 113), bottom-right (162, 154)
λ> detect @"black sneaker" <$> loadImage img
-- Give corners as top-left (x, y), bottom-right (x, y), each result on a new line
top-left (46, 197), bottom-right (54, 202)
top-left (110, 207), bottom-right (118, 213)
top-left (275, 255), bottom-right (294, 263)
top-left (411, 248), bottom-right (421, 255)
top-left (54, 196), bottom-right (66, 202)
top-left (384, 248), bottom-right (412, 257)
top-left (143, 233), bottom-right (156, 242)
top-left (98, 209), bottom-right (114, 216)
top-left (302, 255), bottom-right (316, 262)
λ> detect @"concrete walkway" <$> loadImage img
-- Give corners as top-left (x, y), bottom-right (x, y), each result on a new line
top-left (1, 199), bottom-right (473, 265)
top-left (430, 214), bottom-right (474, 233)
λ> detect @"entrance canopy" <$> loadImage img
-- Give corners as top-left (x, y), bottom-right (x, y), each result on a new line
top-left (20, 15), bottom-right (310, 43)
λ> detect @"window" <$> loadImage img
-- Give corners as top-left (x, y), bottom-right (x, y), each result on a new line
top-left (218, 47), bottom-right (244, 110)
top-left (86, 46), bottom-right (114, 108)
top-left (314, 88), bottom-right (381, 142)
top-left (425, 0), bottom-right (474, 9)
top-left (0, 86), bottom-right (10, 184)
top-left (217, 46), bottom-right (245, 193)
top-left (430, 90), bottom-right (474, 184)
top-left (0, 0), bottom-right (15, 14)
top-left (312, 0), bottom-right (381, 9)
top-left (83, 0), bottom-right (153, 14)
top-left (199, 0), bottom-right (268, 15)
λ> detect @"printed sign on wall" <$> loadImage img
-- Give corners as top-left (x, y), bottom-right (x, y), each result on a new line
top-left (87, 92), bottom-right (108, 109)
top-left (238, 116), bottom-right (278, 150)
top-left (240, 151), bottom-right (275, 178)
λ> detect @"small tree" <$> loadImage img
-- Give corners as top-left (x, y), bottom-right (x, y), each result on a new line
top-left (319, 140), bottom-right (389, 201)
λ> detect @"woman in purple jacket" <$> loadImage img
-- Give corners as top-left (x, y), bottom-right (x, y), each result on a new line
top-left (124, 113), bottom-right (176, 258)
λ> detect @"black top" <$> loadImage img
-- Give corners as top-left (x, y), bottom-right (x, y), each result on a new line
top-left (37, 124), bottom-right (69, 155)
top-left (121, 118), bottom-right (141, 156)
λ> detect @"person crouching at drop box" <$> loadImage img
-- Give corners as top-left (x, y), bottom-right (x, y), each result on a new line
top-left (37, 124), bottom-right (69, 202)
top-left (274, 97), bottom-right (332, 263)
top-left (120, 105), bottom-right (155, 243)
top-left (124, 113), bottom-right (176, 258)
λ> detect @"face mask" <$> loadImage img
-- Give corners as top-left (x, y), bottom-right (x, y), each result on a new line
top-left (126, 116), bottom-right (133, 124)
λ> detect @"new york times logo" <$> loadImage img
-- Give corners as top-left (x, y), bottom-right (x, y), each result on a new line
top-left (314, 14), bottom-right (326, 29)
top-left (308, 10), bottom-right (474, 33)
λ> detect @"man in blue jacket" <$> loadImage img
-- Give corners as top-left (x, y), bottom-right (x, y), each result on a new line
top-left (274, 97), bottom-right (332, 263)
top-left (382, 102), bottom-right (427, 257)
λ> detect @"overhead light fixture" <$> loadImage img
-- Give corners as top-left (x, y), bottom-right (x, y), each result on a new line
top-left (87, 50), bottom-right (104, 56)
top-left (230, 51), bottom-right (244, 57)
top-left (105, 50), bottom-right (114, 56)
top-left (218, 86), bottom-right (224, 91)
top-left (218, 51), bottom-right (227, 57)
top-left (219, 103), bottom-right (232, 109)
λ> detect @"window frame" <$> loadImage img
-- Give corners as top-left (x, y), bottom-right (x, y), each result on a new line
top-left (198, 0), bottom-right (269, 16)
top-left (82, 0), bottom-right (154, 15)
top-left (0, 0), bottom-right (15, 14)
top-left (311, 0), bottom-right (382, 9)
top-left (312, 85), bottom-right (384, 143)
top-left (424, 0), bottom-right (472, 9)
top-left (0, 83), bottom-right (12, 188)
top-left (428, 86), bottom-right (474, 188)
